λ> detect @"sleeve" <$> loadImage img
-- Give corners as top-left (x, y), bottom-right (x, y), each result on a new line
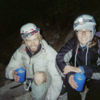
top-left (56, 37), bottom-right (76, 73)
top-left (45, 45), bottom-right (63, 100)
top-left (79, 66), bottom-right (85, 74)
top-left (5, 49), bottom-right (23, 79)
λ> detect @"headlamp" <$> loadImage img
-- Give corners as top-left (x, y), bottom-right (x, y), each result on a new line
top-left (21, 28), bottom-right (39, 39)
top-left (78, 17), bottom-right (84, 24)
top-left (74, 17), bottom-right (94, 28)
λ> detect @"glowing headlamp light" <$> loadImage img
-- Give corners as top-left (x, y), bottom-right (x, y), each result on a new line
top-left (78, 17), bottom-right (84, 24)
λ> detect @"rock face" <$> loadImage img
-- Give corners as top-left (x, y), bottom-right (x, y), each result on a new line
top-left (0, 81), bottom-right (29, 100)
top-left (0, 63), bottom-right (5, 71)
top-left (0, 63), bottom-right (6, 87)
top-left (43, 29), bottom-right (74, 51)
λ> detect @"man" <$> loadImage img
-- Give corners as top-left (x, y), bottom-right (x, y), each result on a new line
top-left (5, 23), bottom-right (63, 100)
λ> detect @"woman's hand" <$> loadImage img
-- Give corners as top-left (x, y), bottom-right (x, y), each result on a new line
top-left (68, 75), bottom-right (78, 89)
top-left (63, 65), bottom-right (81, 74)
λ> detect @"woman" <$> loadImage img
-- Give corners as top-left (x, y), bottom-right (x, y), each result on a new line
top-left (56, 14), bottom-right (100, 100)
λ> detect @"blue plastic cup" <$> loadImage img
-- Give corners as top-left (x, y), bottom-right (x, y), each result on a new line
top-left (74, 73), bottom-right (86, 91)
top-left (16, 68), bottom-right (26, 82)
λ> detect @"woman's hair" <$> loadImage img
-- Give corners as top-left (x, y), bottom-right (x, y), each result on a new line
top-left (22, 34), bottom-right (42, 44)
top-left (89, 35), bottom-right (98, 48)
top-left (77, 35), bottom-right (98, 48)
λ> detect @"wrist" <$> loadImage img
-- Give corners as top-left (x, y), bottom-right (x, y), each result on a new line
top-left (74, 67), bottom-right (81, 73)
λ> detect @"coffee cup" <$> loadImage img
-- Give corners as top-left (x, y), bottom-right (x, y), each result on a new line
top-left (74, 73), bottom-right (86, 91)
top-left (16, 68), bottom-right (26, 82)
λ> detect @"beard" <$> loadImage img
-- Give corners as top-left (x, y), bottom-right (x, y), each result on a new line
top-left (28, 44), bottom-right (40, 54)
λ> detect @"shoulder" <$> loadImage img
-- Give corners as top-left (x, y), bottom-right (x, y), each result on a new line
top-left (13, 44), bottom-right (26, 56)
top-left (18, 44), bottom-right (26, 53)
top-left (58, 36), bottom-right (78, 53)
top-left (66, 36), bottom-right (78, 46)
top-left (41, 39), bottom-right (57, 57)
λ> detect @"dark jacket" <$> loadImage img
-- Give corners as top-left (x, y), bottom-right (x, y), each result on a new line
top-left (56, 36), bottom-right (100, 80)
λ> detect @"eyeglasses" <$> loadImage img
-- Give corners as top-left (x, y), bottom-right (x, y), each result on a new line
top-left (77, 30), bottom-right (92, 34)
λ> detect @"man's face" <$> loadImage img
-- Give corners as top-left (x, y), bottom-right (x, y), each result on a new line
top-left (77, 29), bottom-right (92, 47)
top-left (26, 34), bottom-right (40, 53)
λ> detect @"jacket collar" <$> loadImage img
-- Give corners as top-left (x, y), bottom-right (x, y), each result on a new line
top-left (19, 39), bottom-right (47, 57)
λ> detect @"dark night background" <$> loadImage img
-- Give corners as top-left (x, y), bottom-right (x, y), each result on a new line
top-left (0, 0), bottom-right (100, 86)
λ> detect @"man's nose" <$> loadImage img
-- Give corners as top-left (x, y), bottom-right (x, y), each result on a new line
top-left (31, 41), bottom-right (35, 45)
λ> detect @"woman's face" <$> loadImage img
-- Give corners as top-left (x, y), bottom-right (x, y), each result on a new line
top-left (77, 29), bottom-right (92, 47)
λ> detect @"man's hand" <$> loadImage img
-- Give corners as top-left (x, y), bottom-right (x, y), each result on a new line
top-left (13, 70), bottom-right (20, 82)
top-left (68, 75), bottom-right (78, 89)
top-left (63, 65), bottom-right (81, 74)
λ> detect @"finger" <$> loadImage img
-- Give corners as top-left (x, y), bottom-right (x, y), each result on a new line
top-left (14, 77), bottom-right (20, 82)
top-left (70, 81), bottom-right (77, 89)
top-left (72, 79), bottom-right (77, 85)
top-left (15, 78), bottom-right (19, 82)
top-left (71, 80), bottom-right (78, 89)
top-left (69, 77), bottom-right (74, 87)
top-left (13, 70), bottom-right (17, 75)
top-left (69, 77), bottom-right (78, 89)
top-left (71, 77), bottom-right (78, 88)
top-left (14, 75), bottom-right (20, 82)
top-left (13, 75), bottom-right (19, 78)
top-left (14, 71), bottom-right (18, 75)
top-left (16, 78), bottom-right (19, 82)
top-left (69, 80), bottom-right (75, 89)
